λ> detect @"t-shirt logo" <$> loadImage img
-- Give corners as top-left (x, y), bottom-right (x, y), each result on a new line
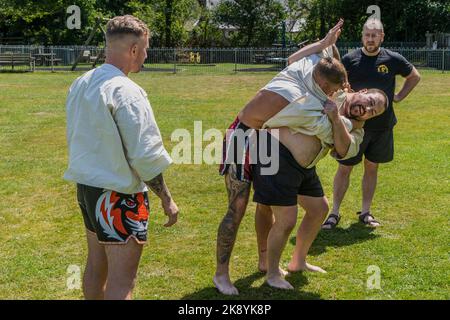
top-left (377, 64), bottom-right (389, 74)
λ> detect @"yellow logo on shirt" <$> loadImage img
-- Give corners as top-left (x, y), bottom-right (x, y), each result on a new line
top-left (377, 64), bottom-right (389, 74)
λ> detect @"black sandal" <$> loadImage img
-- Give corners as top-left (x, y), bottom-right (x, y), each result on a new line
top-left (322, 214), bottom-right (341, 230)
top-left (357, 211), bottom-right (380, 227)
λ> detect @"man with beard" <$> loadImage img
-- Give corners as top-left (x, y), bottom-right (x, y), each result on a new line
top-left (214, 19), bottom-right (390, 294)
top-left (253, 88), bottom-right (387, 289)
top-left (322, 18), bottom-right (421, 229)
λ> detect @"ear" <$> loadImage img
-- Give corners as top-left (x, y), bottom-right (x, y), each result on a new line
top-left (131, 43), bottom-right (138, 56)
top-left (359, 88), bottom-right (368, 94)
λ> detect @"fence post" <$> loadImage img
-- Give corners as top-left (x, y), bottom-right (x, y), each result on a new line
top-left (442, 49), bottom-right (445, 73)
top-left (173, 48), bottom-right (177, 74)
top-left (234, 48), bottom-right (237, 73)
top-left (51, 46), bottom-right (55, 72)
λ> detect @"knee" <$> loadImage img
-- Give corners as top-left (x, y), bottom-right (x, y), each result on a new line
top-left (256, 204), bottom-right (272, 218)
top-left (85, 260), bottom-right (108, 282)
top-left (307, 202), bottom-right (329, 221)
top-left (109, 272), bottom-right (137, 291)
top-left (285, 217), bottom-right (297, 231)
top-left (337, 165), bottom-right (353, 177)
top-left (364, 160), bottom-right (378, 174)
top-left (225, 201), bottom-right (247, 224)
top-left (277, 214), bottom-right (297, 232)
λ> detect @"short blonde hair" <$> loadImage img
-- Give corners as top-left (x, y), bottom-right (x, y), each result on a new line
top-left (106, 15), bottom-right (149, 42)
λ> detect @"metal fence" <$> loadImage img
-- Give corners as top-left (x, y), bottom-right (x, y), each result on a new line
top-left (0, 45), bottom-right (448, 73)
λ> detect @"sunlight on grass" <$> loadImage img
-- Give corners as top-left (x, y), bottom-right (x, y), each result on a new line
top-left (0, 70), bottom-right (449, 299)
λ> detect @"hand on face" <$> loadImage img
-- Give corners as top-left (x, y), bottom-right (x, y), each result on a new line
top-left (322, 99), bottom-right (340, 121)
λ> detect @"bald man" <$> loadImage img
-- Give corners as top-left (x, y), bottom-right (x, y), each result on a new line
top-left (64, 15), bottom-right (179, 300)
top-left (323, 18), bottom-right (421, 229)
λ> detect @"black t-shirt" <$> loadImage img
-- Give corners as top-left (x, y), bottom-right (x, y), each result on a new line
top-left (342, 48), bottom-right (413, 131)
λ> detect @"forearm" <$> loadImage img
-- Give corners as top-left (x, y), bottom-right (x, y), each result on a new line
top-left (396, 75), bottom-right (420, 101)
top-left (332, 44), bottom-right (341, 60)
top-left (396, 68), bottom-right (421, 101)
top-left (145, 173), bottom-right (172, 203)
top-left (288, 40), bottom-right (327, 65)
top-left (288, 19), bottom-right (343, 65)
top-left (330, 116), bottom-right (352, 158)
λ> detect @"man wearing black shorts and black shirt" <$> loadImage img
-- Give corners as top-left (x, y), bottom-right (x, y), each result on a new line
top-left (322, 18), bottom-right (421, 229)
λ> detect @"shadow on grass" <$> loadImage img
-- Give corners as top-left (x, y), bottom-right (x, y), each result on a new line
top-left (181, 271), bottom-right (322, 300)
top-left (292, 222), bottom-right (381, 256)
top-left (0, 70), bottom-right (31, 73)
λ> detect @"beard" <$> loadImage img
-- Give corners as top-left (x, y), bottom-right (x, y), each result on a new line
top-left (363, 43), bottom-right (381, 53)
top-left (345, 102), bottom-right (366, 120)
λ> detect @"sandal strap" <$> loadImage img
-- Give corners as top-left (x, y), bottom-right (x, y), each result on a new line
top-left (323, 214), bottom-right (340, 226)
top-left (357, 211), bottom-right (379, 224)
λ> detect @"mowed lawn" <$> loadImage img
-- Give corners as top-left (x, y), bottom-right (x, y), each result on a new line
top-left (0, 69), bottom-right (448, 300)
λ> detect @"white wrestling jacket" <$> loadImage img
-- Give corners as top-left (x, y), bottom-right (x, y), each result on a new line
top-left (64, 64), bottom-right (172, 194)
top-left (262, 48), bottom-right (363, 168)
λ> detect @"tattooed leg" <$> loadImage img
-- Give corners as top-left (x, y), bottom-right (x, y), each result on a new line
top-left (213, 165), bottom-right (251, 295)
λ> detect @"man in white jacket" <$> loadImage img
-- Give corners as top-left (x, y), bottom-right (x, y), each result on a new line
top-left (65, 15), bottom-right (178, 300)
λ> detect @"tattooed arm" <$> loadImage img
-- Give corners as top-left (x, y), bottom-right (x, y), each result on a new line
top-left (145, 174), bottom-right (179, 227)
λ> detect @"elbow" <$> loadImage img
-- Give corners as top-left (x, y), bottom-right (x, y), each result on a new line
top-left (416, 74), bottom-right (421, 84)
top-left (336, 142), bottom-right (351, 159)
top-left (335, 147), bottom-right (348, 159)
top-left (412, 68), bottom-right (421, 83)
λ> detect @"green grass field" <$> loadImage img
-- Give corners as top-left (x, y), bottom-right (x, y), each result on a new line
top-left (0, 69), bottom-right (449, 300)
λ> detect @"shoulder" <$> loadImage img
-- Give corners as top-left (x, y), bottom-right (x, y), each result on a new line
top-left (106, 76), bottom-right (148, 105)
top-left (380, 48), bottom-right (413, 75)
top-left (343, 48), bottom-right (361, 60)
top-left (69, 68), bottom-right (96, 92)
top-left (381, 48), bottom-right (409, 62)
top-left (342, 49), bottom-right (361, 66)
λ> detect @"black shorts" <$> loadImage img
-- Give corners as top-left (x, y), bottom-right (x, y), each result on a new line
top-left (252, 132), bottom-right (324, 207)
top-left (219, 117), bottom-right (256, 182)
top-left (338, 129), bottom-right (394, 166)
top-left (77, 184), bottom-right (150, 244)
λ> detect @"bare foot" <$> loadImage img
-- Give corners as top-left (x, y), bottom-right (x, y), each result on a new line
top-left (287, 261), bottom-right (327, 273)
top-left (213, 274), bottom-right (239, 295)
top-left (258, 262), bottom-right (288, 277)
top-left (266, 274), bottom-right (294, 290)
top-left (279, 267), bottom-right (289, 277)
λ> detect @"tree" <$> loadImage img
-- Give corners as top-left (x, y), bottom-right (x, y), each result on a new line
top-left (187, 1), bottom-right (226, 47)
top-left (301, 0), bottom-right (450, 43)
top-left (150, 0), bottom-right (201, 47)
top-left (0, 0), bottom-right (98, 45)
top-left (213, 0), bottom-right (286, 47)
top-left (282, 0), bottom-right (312, 45)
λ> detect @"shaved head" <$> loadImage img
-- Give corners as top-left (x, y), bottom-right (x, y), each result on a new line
top-left (363, 18), bottom-right (384, 32)
top-left (106, 15), bottom-right (149, 44)
top-left (361, 18), bottom-right (385, 54)
top-left (104, 15), bottom-right (150, 74)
